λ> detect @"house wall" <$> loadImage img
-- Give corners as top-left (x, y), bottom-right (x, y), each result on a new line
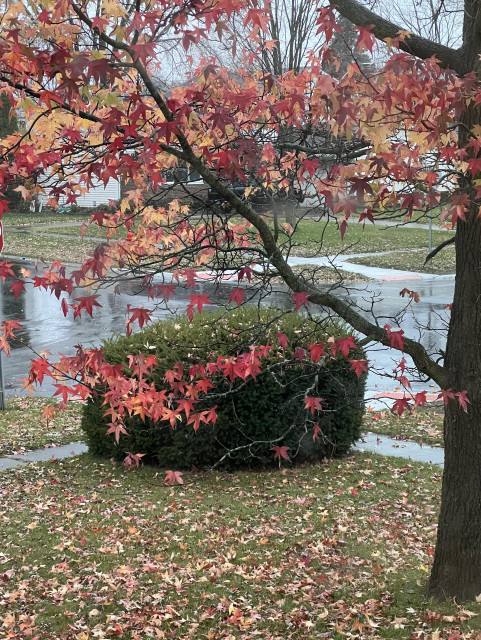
top-left (40, 178), bottom-right (121, 208)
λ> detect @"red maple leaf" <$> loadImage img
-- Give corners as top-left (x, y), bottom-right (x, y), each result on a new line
top-left (355, 25), bottom-right (376, 53)
top-left (272, 445), bottom-right (290, 461)
top-left (238, 265), bottom-right (254, 282)
top-left (391, 397), bottom-right (411, 416)
top-left (293, 347), bottom-right (306, 361)
top-left (384, 324), bottom-right (405, 351)
top-left (0, 199), bottom-right (9, 218)
top-left (228, 288), bottom-right (246, 306)
top-left (73, 295), bottom-right (102, 318)
top-left (187, 294), bottom-right (211, 321)
top-left (304, 396), bottom-right (323, 415)
top-left (9, 280), bottom-right (25, 299)
top-left (182, 269), bottom-right (198, 288)
top-left (61, 298), bottom-right (69, 317)
top-left (349, 359), bottom-right (369, 379)
top-left (438, 389), bottom-right (456, 405)
top-left (335, 336), bottom-right (357, 358)
top-left (456, 390), bottom-right (470, 412)
top-left (29, 357), bottom-right (52, 385)
top-left (126, 306), bottom-right (153, 335)
top-left (276, 332), bottom-right (289, 350)
top-left (106, 421), bottom-right (129, 444)
top-left (0, 261), bottom-right (14, 282)
top-left (308, 343), bottom-right (327, 362)
top-left (164, 470), bottom-right (184, 485)
top-left (292, 291), bottom-right (310, 311)
top-left (413, 391), bottom-right (427, 408)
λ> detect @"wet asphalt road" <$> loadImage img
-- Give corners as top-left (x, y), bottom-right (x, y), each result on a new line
top-left (0, 259), bottom-right (454, 402)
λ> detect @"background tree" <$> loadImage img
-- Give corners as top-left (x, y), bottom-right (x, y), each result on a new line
top-left (0, 0), bottom-right (478, 602)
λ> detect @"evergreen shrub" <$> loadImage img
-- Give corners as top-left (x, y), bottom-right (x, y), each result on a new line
top-left (81, 307), bottom-right (366, 469)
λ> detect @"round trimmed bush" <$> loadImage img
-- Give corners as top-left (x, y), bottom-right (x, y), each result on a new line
top-left (81, 307), bottom-right (366, 469)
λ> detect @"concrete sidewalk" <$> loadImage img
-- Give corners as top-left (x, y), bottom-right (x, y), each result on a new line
top-left (0, 441), bottom-right (88, 470)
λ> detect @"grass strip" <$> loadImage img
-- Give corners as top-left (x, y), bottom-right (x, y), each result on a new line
top-left (5, 211), bottom-right (90, 226)
top-left (363, 405), bottom-right (444, 447)
top-left (43, 219), bottom-right (453, 257)
top-left (2, 231), bottom-right (99, 263)
top-left (346, 248), bottom-right (455, 274)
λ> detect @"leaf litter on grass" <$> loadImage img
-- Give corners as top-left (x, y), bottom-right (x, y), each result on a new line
top-left (0, 397), bottom-right (83, 455)
top-left (0, 452), bottom-right (480, 639)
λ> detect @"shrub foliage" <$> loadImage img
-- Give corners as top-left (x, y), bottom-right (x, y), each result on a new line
top-left (81, 307), bottom-right (366, 469)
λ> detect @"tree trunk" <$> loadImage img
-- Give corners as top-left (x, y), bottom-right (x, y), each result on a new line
top-left (428, 102), bottom-right (481, 600)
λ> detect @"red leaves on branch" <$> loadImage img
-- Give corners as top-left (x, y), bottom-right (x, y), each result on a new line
top-left (438, 388), bottom-right (470, 411)
top-left (349, 359), bottom-right (368, 379)
top-left (384, 325), bottom-right (405, 351)
top-left (292, 291), bottom-right (310, 311)
top-left (304, 396), bottom-right (323, 415)
top-left (271, 445), bottom-right (290, 461)
top-left (228, 288), bottom-right (246, 306)
top-left (187, 294), bottom-right (212, 321)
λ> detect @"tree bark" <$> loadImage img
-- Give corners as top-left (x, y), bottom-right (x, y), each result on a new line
top-left (428, 101), bottom-right (481, 600)
top-left (331, 0), bottom-right (481, 601)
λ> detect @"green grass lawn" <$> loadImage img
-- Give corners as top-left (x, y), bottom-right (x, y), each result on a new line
top-left (2, 451), bottom-right (480, 639)
top-left (0, 215), bottom-right (453, 269)
top-left (40, 223), bottom-right (128, 239)
top-left (283, 219), bottom-right (452, 256)
top-left (347, 248), bottom-right (455, 274)
top-left (43, 218), bottom-right (452, 257)
top-left (0, 397), bottom-right (83, 455)
top-left (5, 210), bottom-right (90, 225)
top-left (2, 231), bottom-right (99, 263)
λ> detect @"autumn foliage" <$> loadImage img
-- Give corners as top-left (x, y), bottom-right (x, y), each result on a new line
top-left (1, 0), bottom-right (481, 599)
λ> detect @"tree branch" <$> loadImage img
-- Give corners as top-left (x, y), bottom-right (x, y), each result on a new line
top-left (330, 0), bottom-right (466, 74)
top-left (424, 235), bottom-right (455, 264)
top-left (279, 141), bottom-right (371, 159)
top-left (61, 5), bottom-right (450, 389)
